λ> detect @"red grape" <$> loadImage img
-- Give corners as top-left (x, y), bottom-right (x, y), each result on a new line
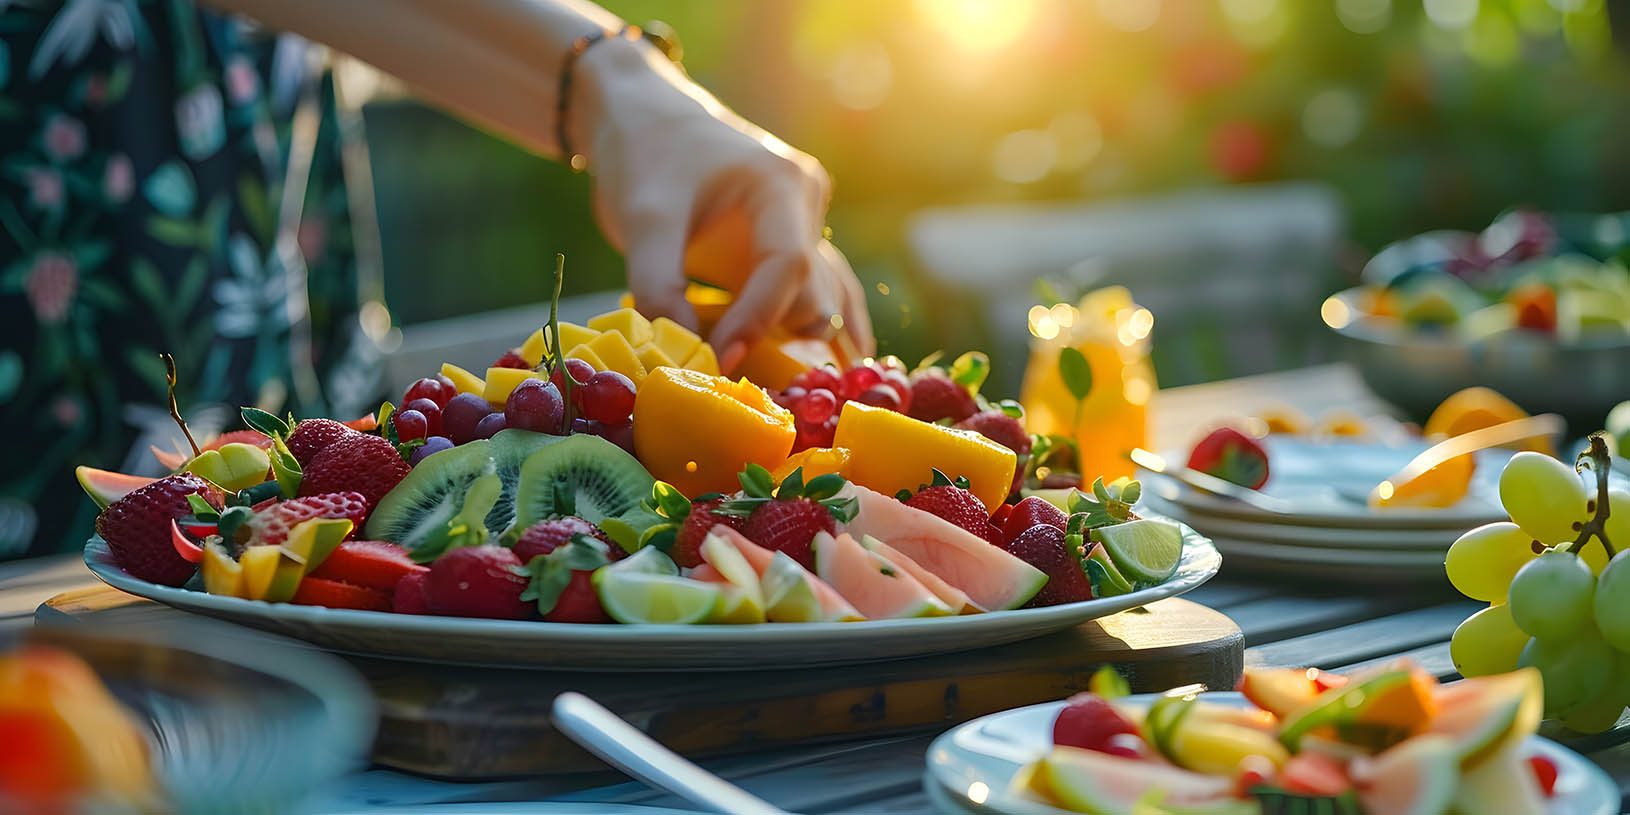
top-left (404, 377), bottom-right (454, 408)
top-left (774, 385), bottom-right (807, 410)
top-left (593, 420), bottom-right (637, 457)
top-left (505, 379), bottom-right (564, 434)
top-left (798, 388), bottom-right (838, 425)
top-left (411, 436), bottom-right (454, 464)
top-left (879, 369), bottom-right (912, 411)
top-left (473, 412), bottom-right (507, 440)
top-left (876, 355), bottom-right (907, 372)
top-left (579, 371), bottom-right (636, 424)
top-left (841, 366), bottom-right (881, 399)
top-left (393, 409), bottom-right (429, 442)
top-left (856, 384), bottom-right (902, 412)
top-left (795, 366), bottom-right (842, 395)
top-left (443, 393), bottom-right (493, 445)
top-left (403, 398), bottom-right (444, 437)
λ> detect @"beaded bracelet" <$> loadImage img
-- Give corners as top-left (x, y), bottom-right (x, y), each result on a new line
top-left (556, 22), bottom-right (684, 172)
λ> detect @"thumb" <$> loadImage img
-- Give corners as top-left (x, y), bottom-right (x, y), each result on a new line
top-left (622, 216), bottom-right (698, 330)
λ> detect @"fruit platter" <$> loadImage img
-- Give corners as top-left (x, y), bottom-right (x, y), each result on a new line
top-left (1321, 208), bottom-right (1630, 424)
top-left (78, 279), bottom-right (1219, 670)
top-left (925, 664), bottom-right (1619, 815)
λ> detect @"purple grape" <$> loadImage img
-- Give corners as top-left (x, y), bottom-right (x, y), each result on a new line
top-left (393, 409), bottom-right (429, 442)
top-left (403, 398), bottom-right (443, 436)
top-left (505, 378), bottom-right (564, 434)
top-left (442, 392), bottom-right (492, 444)
top-left (594, 420), bottom-right (637, 457)
top-left (473, 412), bottom-right (507, 440)
top-left (411, 435), bottom-right (454, 464)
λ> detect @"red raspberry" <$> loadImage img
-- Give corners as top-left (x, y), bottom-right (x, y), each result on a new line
top-left (243, 492), bottom-right (369, 547)
top-left (308, 540), bottom-right (425, 591)
top-left (285, 418), bottom-right (359, 468)
top-left (741, 499), bottom-right (836, 571)
top-left (907, 370), bottom-right (977, 423)
top-left (513, 517), bottom-right (616, 563)
top-left (669, 499), bottom-right (743, 568)
top-left (95, 474), bottom-right (217, 586)
top-left (298, 434), bottom-right (411, 513)
top-left (424, 545), bottom-right (531, 620)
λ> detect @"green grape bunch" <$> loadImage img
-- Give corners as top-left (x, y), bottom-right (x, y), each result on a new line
top-left (1447, 433), bottom-right (1630, 732)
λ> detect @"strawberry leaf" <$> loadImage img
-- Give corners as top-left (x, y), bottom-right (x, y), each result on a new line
top-left (994, 399), bottom-right (1026, 420)
top-left (776, 467), bottom-right (806, 501)
top-left (949, 351), bottom-right (990, 394)
top-left (821, 495), bottom-right (859, 524)
top-left (804, 473), bottom-right (847, 501)
top-left (267, 436), bottom-right (302, 499)
top-left (739, 463), bottom-right (776, 499)
top-left (186, 493), bottom-right (220, 520)
top-left (241, 407), bottom-right (291, 439)
top-left (650, 482), bottom-right (692, 521)
top-left (522, 536), bottom-right (610, 615)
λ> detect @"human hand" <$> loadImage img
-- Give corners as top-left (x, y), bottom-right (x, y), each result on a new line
top-left (571, 38), bottom-right (874, 371)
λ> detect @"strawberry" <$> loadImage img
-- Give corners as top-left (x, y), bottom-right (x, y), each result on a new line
top-left (299, 433), bottom-right (411, 512)
top-left (720, 465), bottom-right (858, 571)
top-left (519, 534), bottom-right (612, 623)
top-left (394, 570), bottom-right (430, 614)
top-left (491, 350), bottom-right (531, 369)
top-left (424, 545), bottom-right (532, 619)
top-left (1186, 427), bottom-right (1270, 490)
top-left (741, 500), bottom-right (834, 569)
top-left (900, 470), bottom-right (991, 542)
top-left (956, 410), bottom-right (1032, 457)
top-left (906, 369), bottom-right (976, 423)
top-left (290, 576), bottom-right (391, 612)
top-left (1003, 496), bottom-right (1067, 542)
top-left (1009, 524), bottom-right (1093, 607)
top-left (242, 491), bottom-right (369, 547)
top-left (632, 483), bottom-right (746, 568)
top-left (309, 540), bottom-right (425, 591)
top-left (285, 418), bottom-right (358, 468)
top-left (513, 517), bottom-right (617, 564)
top-left (96, 474), bottom-right (218, 586)
top-left (669, 498), bottom-right (743, 568)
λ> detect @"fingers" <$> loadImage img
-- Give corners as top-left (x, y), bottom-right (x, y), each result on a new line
top-left (709, 248), bottom-right (812, 373)
top-left (622, 214), bottom-right (698, 331)
top-left (819, 240), bottom-right (875, 357)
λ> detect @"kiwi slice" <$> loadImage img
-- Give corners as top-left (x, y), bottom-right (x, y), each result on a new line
top-left (510, 434), bottom-right (654, 535)
top-left (483, 429), bottom-right (566, 535)
top-left (365, 440), bottom-right (497, 550)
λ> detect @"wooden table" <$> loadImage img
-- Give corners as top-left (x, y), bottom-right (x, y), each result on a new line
top-left (7, 364), bottom-right (1627, 813)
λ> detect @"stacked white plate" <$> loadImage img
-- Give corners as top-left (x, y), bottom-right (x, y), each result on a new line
top-left (1137, 436), bottom-right (1513, 582)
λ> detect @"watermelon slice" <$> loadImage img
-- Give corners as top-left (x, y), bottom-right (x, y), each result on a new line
top-left (812, 532), bottom-right (952, 619)
top-left (857, 534), bottom-right (980, 613)
top-left (705, 526), bottom-right (862, 622)
top-left (1354, 734), bottom-right (1459, 815)
top-left (1022, 745), bottom-right (1247, 813)
top-left (1427, 668), bottom-right (1542, 768)
top-left (76, 466), bottom-right (158, 509)
top-left (842, 485), bottom-right (1045, 610)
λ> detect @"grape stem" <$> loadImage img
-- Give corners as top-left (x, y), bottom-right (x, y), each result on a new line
top-left (1569, 432), bottom-right (1615, 559)
top-left (544, 253), bottom-right (576, 427)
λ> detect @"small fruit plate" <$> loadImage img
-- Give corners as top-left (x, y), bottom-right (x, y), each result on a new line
top-left (923, 695), bottom-right (1618, 815)
top-left (84, 532), bottom-right (1220, 671)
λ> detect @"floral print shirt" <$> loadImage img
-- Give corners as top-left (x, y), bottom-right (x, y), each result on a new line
top-left (0, 1), bottom-right (383, 558)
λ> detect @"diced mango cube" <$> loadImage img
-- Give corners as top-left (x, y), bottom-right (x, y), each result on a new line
top-left (484, 367), bottom-right (543, 406)
top-left (588, 308), bottom-right (654, 347)
top-left (636, 343), bottom-right (677, 373)
top-left (684, 343), bottom-right (720, 376)
top-left (550, 322), bottom-right (600, 356)
top-left (441, 363), bottom-right (485, 396)
top-left (519, 330), bottom-right (549, 367)
top-left (650, 317), bottom-right (703, 363)
top-left (565, 343), bottom-right (608, 372)
top-left (586, 330), bottom-right (648, 384)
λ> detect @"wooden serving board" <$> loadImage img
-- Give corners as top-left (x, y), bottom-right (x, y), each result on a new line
top-left (40, 586), bottom-right (1241, 779)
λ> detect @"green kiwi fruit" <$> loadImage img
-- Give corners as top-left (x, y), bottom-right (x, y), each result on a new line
top-left (365, 440), bottom-right (496, 550)
top-left (509, 434), bottom-right (654, 536)
top-left (483, 429), bottom-right (566, 534)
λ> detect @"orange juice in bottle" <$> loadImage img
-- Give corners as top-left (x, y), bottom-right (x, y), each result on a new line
top-left (1019, 286), bottom-right (1156, 484)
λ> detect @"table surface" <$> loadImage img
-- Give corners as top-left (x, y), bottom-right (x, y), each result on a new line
top-left (7, 363), bottom-right (1626, 814)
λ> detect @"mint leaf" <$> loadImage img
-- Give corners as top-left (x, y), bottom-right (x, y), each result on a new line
top-left (1058, 347), bottom-right (1093, 402)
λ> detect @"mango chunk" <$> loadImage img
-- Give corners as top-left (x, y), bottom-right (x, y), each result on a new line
top-left (565, 343), bottom-right (608, 372)
top-left (586, 330), bottom-right (648, 384)
top-left (650, 317), bottom-right (703, 363)
top-left (549, 322), bottom-right (599, 356)
top-left (588, 307), bottom-right (654, 347)
top-left (636, 343), bottom-right (677, 373)
top-left (441, 363), bottom-right (485, 396)
top-left (484, 367), bottom-right (543, 406)
top-left (519, 329), bottom-right (549, 367)
top-left (684, 343), bottom-right (721, 376)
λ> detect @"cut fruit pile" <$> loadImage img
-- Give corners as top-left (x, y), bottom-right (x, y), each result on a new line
top-left (1017, 663), bottom-right (1556, 815)
top-left (81, 273), bottom-right (1191, 625)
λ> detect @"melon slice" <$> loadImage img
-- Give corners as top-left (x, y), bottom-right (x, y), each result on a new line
top-left (705, 526), bottom-right (861, 622)
top-left (1427, 668), bottom-right (1542, 768)
top-left (76, 466), bottom-right (158, 509)
top-left (1021, 745), bottom-right (1245, 813)
top-left (857, 534), bottom-right (980, 613)
top-left (1354, 735), bottom-right (1459, 815)
top-left (699, 534), bottom-right (766, 624)
top-left (1450, 742), bottom-right (1546, 815)
top-left (811, 532), bottom-right (952, 619)
top-left (842, 485), bottom-right (1045, 610)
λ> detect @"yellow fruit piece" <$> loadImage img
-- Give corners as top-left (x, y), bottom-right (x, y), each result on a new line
top-left (441, 363), bottom-right (485, 396)
top-left (834, 401), bottom-right (1016, 512)
top-left (519, 329), bottom-right (549, 367)
top-left (565, 343), bottom-right (608, 372)
top-left (201, 540), bottom-right (243, 597)
top-left (737, 333), bottom-right (844, 392)
top-left (684, 343), bottom-right (720, 376)
top-left (1425, 386), bottom-right (1551, 454)
top-left (240, 545), bottom-right (284, 601)
top-left (621, 285), bottom-right (734, 336)
top-left (651, 317), bottom-right (703, 363)
top-left (635, 343), bottom-right (676, 373)
top-left (587, 330), bottom-right (648, 384)
top-left (773, 447), bottom-right (852, 482)
top-left (549, 322), bottom-right (599, 356)
top-left (1370, 452), bottom-right (1477, 510)
top-left (632, 367), bottom-right (796, 495)
top-left (588, 307), bottom-right (654, 347)
top-left (483, 367), bottom-right (542, 406)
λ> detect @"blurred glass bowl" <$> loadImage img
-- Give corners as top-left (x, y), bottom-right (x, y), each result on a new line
top-left (1322, 285), bottom-right (1630, 430)
top-left (13, 621), bottom-right (375, 814)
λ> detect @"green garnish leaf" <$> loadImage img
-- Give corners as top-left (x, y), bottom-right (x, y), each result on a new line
top-left (520, 535), bottom-right (610, 616)
top-left (949, 351), bottom-right (990, 393)
top-left (267, 436), bottom-right (302, 499)
top-left (995, 399), bottom-right (1026, 420)
top-left (1058, 346), bottom-right (1093, 402)
top-left (186, 494), bottom-right (220, 520)
top-left (776, 467), bottom-right (806, 501)
top-left (1089, 665), bottom-right (1131, 699)
top-left (804, 473), bottom-right (848, 501)
top-left (241, 407), bottom-right (291, 439)
top-left (739, 463), bottom-right (776, 499)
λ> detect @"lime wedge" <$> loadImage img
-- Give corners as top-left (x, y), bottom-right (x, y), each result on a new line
top-left (612, 544), bottom-right (679, 577)
top-left (1092, 519), bottom-right (1183, 585)
top-left (707, 584), bottom-right (767, 624)
top-left (593, 570), bottom-right (719, 625)
top-left (699, 533), bottom-right (766, 624)
top-left (762, 553), bottom-right (822, 623)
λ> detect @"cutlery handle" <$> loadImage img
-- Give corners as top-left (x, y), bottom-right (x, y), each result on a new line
top-left (551, 692), bottom-right (789, 815)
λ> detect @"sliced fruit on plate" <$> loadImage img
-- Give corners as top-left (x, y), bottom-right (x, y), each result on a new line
top-left (1020, 745), bottom-right (1247, 814)
top-left (366, 431), bottom-right (564, 552)
top-left (1426, 667), bottom-right (1543, 768)
top-left (76, 466), bottom-right (157, 510)
top-left (1278, 667), bottom-right (1432, 752)
top-left (1161, 707), bottom-right (1289, 776)
top-left (1352, 733), bottom-right (1459, 815)
top-left (1091, 518), bottom-right (1184, 585)
top-left (1239, 667), bottom-right (1341, 719)
top-left (811, 531), bottom-right (952, 619)
top-left (1451, 742), bottom-right (1546, 815)
top-left (594, 549), bottom-right (720, 625)
top-left (843, 485), bottom-right (1046, 610)
top-left (509, 433), bottom-right (653, 528)
top-left (699, 533), bottom-right (767, 624)
top-left (857, 534), bottom-right (979, 613)
top-left (631, 366), bottom-right (796, 496)
top-left (833, 401), bottom-right (1016, 512)
top-left (704, 527), bottom-right (862, 622)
